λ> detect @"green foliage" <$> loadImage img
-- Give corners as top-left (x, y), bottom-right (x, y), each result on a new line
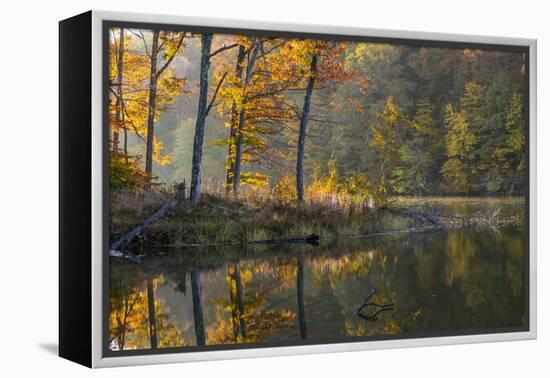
top-left (460, 82), bottom-right (486, 131)
top-left (490, 94), bottom-right (526, 193)
top-left (441, 104), bottom-right (477, 193)
top-left (109, 152), bottom-right (151, 191)
top-left (368, 97), bottom-right (409, 193)
top-left (391, 98), bottom-right (437, 195)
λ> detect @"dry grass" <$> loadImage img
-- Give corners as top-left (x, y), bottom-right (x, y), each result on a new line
top-left (109, 186), bottom-right (524, 248)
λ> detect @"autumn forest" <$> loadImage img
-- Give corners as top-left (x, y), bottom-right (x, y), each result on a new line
top-left (107, 25), bottom-right (528, 352)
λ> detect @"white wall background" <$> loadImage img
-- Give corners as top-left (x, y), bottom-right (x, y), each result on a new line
top-left (0, 0), bottom-right (546, 376)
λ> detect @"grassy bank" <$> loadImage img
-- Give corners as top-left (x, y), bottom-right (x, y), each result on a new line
top-left (110, 189), bottom-right (409, 248)
top-left (110, 189), bottom-right (523, 251)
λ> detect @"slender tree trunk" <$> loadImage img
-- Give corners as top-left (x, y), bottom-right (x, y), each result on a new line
top-left (123, 126), bottom-right (128, 165)
top-left (232, 109), bottom-right (246, 194)
top-left (147, 279), bottom-right (158, 349)
top-left (120, 88), bottom-right (129, 164)
top-left (225, 45), bottom-right (246, 195)
top-left (145, 30), bottom-right (160, 177)
top-left (232, 44), bottom-right (261, 195)
top-left (190, 33), bottom-right (213, 206)
top-left (191, 269), bottom-right (206, 346)
top-left (177, 271), bottom-right (187, 294)
top-left (113, 28), bottom-right (125, 152)
top-left (297, 256), bottom-right (307, 339)
top-left (296, 54), bottom-right (318, 203)
top-left (234, 264), bottom-right (247, 338)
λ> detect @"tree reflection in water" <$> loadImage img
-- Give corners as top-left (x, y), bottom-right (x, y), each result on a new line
top-left (109, 226), bottom-right (526, 351)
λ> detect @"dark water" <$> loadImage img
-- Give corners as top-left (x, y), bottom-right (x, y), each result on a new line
top-left (108, 225), bottom-right (527, 351)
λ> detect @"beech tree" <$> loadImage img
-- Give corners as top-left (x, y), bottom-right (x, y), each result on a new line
top-left (291, 40), bottom-right (350, 203)
top-left (189, 34), bottom-right (236, 205)
top-left (216, 38), bottom-right (299, 195)
top-left (232, 40), bottom-right (262, 194)
top-left (296, 52), bottom-right (318, 203)
top-left (224, 45), bottom-right (247, 194)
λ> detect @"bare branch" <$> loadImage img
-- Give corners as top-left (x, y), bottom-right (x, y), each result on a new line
top-left (201, 71), bottom-right (229, 121)
top-left (156, 34), bottom-right (185, 78)
top-left (209, 43), bottom-right (239, 59)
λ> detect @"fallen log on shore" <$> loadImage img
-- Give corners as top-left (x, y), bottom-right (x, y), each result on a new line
top-left (111, 182), bottom-right (186, 252)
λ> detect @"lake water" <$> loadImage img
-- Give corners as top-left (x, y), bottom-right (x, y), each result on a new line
top-left (108, 198), bottom-right (527, 352)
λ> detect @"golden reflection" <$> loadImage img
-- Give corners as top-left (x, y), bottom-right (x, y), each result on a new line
top-left (109, 273), bottom-right (185, 350)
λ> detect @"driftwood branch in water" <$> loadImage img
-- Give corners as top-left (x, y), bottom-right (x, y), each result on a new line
top-left (380, 205), bottom-right (519, 229)
top-left (380, 206), bottom-right (443, 226)
top-left (111, 182), bottom-right (187, 253)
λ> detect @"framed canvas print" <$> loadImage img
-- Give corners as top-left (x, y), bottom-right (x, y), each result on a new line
top-left (59, 10), bottom-right (537, 368)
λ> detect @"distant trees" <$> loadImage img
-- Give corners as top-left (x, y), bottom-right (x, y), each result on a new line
top-left (368, 97), bottom-right (409, 197)
top-left (492, 94), bottom-right (525, 193)
top-left (334, 45), bottom-right (526, 196)
top-left (441, 103), bottom-right (478, 192)
top-left (438, 78), bottom-right (524, 194)
top-left (393, 98), bottom-right (436, 195)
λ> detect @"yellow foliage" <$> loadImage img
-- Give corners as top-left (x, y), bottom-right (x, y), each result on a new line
top-left (273, 175), bottom-right (296, 204)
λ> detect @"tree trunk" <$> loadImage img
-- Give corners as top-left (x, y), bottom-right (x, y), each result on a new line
top-left (296, 54), bottom-right (318, 203)
top-left (147, 279), bottom-right (158, 349)
top-left (191, 269), bottom-right (206, 346)
top-left (123, 126), bottom-right (128, 165)
top-left (113, 27), bottom-right (124, 152)
top-left (145, 30), bottom-right (159, 177)
top-left (177, 271), bottom-right (187, 295)
top-left (232, 109), bottom-right (246, 194)
top-left (232, 44), bottom-right (261, 195)
top-left (190, 33), bottom-right (213, 206)
top-left (297, 256), bottom-right (307, 339)
top-left (225, 45), bottom-right (246, 195)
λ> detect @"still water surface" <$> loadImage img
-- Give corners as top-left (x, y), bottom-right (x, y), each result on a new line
top-left (109, 221), bottom-right (526, 351)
